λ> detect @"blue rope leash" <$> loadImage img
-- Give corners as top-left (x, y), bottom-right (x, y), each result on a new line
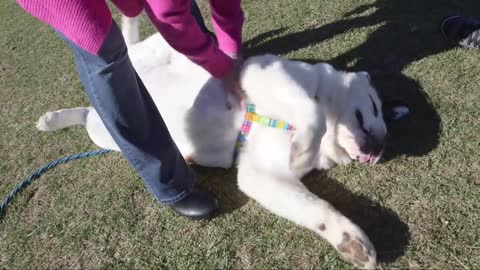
top-left (0, 149), bottom-right (112, 215)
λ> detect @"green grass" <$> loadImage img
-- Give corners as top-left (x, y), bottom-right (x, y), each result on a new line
top-left (1, 0), bottom-right (480, 269)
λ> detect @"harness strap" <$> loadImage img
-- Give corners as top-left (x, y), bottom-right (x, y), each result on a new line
top-left (236, 104), bottom-right (295, 149)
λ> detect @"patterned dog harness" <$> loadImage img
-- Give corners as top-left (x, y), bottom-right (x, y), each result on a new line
top-left (236, 104), bottom-right (296, 149)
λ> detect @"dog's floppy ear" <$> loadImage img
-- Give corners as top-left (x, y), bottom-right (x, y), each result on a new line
top-left (382, 99), bottom-right (410, 122)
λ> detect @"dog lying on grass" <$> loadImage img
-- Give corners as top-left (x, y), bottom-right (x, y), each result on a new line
top-left (36, 15), bottom-right (408, 269)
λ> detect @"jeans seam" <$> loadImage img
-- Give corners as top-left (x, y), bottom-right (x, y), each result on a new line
top-left (160, 182), bottom-right (194, 204)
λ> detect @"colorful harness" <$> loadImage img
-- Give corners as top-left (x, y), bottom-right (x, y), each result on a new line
top-left (236, 104), bottom-right (296, 149)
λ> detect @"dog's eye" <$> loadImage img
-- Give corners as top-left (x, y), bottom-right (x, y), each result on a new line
top-left (355, 109), bottom-right (364, 127)
top-left (369, 95), bottom-right (378, 117)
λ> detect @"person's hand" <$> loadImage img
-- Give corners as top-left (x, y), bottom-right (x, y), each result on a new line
top-left (221, 58), bottom-right (246, 110)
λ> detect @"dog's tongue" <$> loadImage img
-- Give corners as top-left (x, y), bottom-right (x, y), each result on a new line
top-left (359, 154), bottom-right (382, 164)
top-left (359, 155), bottom-right (372, 164)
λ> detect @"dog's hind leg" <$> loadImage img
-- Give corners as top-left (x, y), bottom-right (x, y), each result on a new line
top-left (36, 107), bottom-right (121, 151)
top-left (36, 107), bottom-right (90, 131)
top-left (122, 15), bottom-right (141, 47)
top-left (237, 162), bottom-right (377, 269)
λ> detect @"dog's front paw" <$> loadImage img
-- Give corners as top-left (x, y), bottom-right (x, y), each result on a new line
top-left (335, 227), bottom-right (376, 269)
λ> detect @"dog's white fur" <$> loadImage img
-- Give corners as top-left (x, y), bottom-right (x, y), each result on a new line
top-left (36, 15), bottom-right (389, 269)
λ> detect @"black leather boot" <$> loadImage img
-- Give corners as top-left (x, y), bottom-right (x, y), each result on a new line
top-left (170, 189), bottom-right (219, 219)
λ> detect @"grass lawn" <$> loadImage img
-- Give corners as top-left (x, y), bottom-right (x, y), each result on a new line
top-left (1, 0), bottom-right (480, 269)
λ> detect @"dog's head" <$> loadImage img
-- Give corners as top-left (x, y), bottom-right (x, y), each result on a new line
top-left (324, 71), bottom-right (387, 165)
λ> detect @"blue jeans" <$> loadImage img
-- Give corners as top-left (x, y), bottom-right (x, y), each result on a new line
top-left (58, 3), bottom-right (212, 204)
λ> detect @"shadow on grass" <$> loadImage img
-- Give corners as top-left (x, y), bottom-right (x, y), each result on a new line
top-left (192, 166), bottom-right (249, 215)
top-left (302, 172), bottom-right (410, 263)
top-left (244, 0), bottom-right (480, 161)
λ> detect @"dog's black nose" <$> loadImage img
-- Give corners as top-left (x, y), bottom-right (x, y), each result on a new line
top-left (360, 133), bottom-right (385, 156)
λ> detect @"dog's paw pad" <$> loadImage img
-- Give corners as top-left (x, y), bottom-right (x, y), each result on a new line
top-left (337, 232), bottom-right (376, 269)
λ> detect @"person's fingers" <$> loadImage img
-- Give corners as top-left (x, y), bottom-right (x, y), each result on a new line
top-left (221, 64), bottom-right (246, 109)
top-left (232, 81), bottom-right (246, 108)
top-left (224, 82), bottom-right (245, 110)
top-left (232, 92), bottom-right (246, 109)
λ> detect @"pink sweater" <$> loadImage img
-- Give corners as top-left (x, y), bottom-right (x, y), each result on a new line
top-left (16, 0), bottom-right (244, 78)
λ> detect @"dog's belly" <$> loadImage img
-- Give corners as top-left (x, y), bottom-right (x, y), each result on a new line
top-left (125, 33), bottom-right (244, 168)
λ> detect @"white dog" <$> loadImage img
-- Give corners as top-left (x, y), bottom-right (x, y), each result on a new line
top-left (36, 16), bottom-right (391, 269)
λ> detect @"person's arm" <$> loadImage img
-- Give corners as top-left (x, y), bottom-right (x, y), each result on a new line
top-left (144, 0), bottom-right (234, 78)
top-left (16, 0), bottom-right (113, 55)
top-left (210, 0), bottom-right (244, 58)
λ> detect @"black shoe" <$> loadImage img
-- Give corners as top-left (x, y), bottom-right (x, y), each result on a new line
top-left (441, 15), bottom-right (480, 49)
top-left (170, 189), bottom-right (219, 219)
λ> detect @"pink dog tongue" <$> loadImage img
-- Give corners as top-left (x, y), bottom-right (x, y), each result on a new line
top-left (359, 153), bottom-right (382, 164)
top-left (359, 155), bottom-right (372, 164)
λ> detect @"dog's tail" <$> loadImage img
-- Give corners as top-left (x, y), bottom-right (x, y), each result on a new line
top-left (121, 15), bottom-right (141, 47)
top-left (36, 107), bottom-right (90, 131)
